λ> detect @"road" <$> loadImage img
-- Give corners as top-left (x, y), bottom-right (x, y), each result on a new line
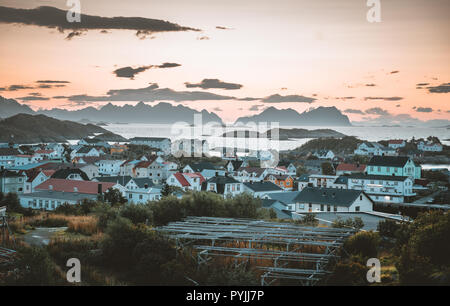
top-left (413, 190), bottom-right (442, 204)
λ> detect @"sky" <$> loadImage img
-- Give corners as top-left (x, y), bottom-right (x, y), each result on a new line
top-left (0, 0), bottom-right (449, 123)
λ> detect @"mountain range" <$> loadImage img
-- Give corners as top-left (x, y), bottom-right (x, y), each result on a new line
top-left (0, 95), bottom-right (353, 126)
top-left (234, 106), bottom-right (352, 126)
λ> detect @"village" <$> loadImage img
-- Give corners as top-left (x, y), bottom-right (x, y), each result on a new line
top-left (0, 135), bottom-right (448, 230)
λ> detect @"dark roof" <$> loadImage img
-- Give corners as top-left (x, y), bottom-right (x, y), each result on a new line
top-left (205, 176), bottom-right (239, 185)
top-left (368, 156), bottom-right (410, 167)
top-left (243, 182), bottom-right (282, 192)
top-left (21, 190), bottom-right (98, 202)
top-left (227, 160), bottom-right (243, 170)
top-left (76, 146), bottom-right (96, 154)
top-left (132, 178), bottom-right (155, 189)
top-left (294, 187), bottom-right (370, 207)
top-left (0, 169), bottom-right (24, 178)
top-left (265, 191), bottom-right (302, 205)
top-left (334, 176), bottom-right (349, 185)
top-left (0, 148), bottom-right (20, 156)
top-left (95, 176), bottom-right (133, 186)
top-left (51, 168), bottom-right (89, 181)
top-left (345, 173), bottom-right (410, 181)
top-left (130, 137), bottom-right (170, 142)
top-left (189, 162), bottom-right (220, 172)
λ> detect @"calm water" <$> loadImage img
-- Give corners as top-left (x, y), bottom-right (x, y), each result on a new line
top-left (103, 123), bottom-right (450, 152)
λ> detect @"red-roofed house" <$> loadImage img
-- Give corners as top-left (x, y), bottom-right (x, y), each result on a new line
top-left (167, 172), bottom-right (205, 191)
top-left (336, 163), bottom-right (367, 176)
top-left (35, 178), bottom-right (118, 195)
top-left (34, 149), bottom-right (58, 160)
top-left (388, 140), bottom-right (406, 149)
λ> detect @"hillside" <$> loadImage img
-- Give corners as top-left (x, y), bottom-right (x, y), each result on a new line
top-left (292, 136), bottom-right (362, 154)
top-left (0, 114), bottom-right (120, 143)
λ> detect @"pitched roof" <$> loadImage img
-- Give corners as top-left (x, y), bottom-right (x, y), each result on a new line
top-left (368, 156), bottom-right (410, 167)
top-left (132, 178), bottom-right (156, 189)
top-left (345, 173), bottom-right (410, 182)
top-left (35, 150), bottom-right (54, 154)
top-left (189, 162), bottom-right (220, 172)
top-left (336, 163), bottom-right (366, 172)
top-left (266, 174), bottom-right (292, 180)
top-left (0, 169), bottom-right (25, 178)
top-left (21, 190), bottom-right (98, 202)
top-left (0, 148), bottom-right (20, 156)
top-left (243, 182), bottom-right (282, 192)
top-left (35, 178), bottom-right (116, 194)
top-left (238, 167), bottom-right (267, 176)
top-left (265, 191), bottom-right (302, 205)
top-left (227, 160), bottom-right (243, 170)
top-left (184, 172), bottom-right (206, 184)
top-left (297, 174), bottom-right (310, 182)
top-left (76, 146), bottom-right (96, 154)
top-left (294, 187), bottom-right (369, 207)
top-left (94, 176), bottom-right (133, 186)
top-left (51, 168), bottom-right (89, 181)
top-left (205, 175), bottom-right (239, 185)
top-left (173, 173), bottom-right (190, 187)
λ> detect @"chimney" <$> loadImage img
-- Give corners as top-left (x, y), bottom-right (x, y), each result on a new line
top-left (98, 183), bottom-right (103, 195)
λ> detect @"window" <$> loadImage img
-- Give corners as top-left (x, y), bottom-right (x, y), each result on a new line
top-left (355, 206), bottom-right (360, 212)
top-left (360, 195), bottom-right (363, 200)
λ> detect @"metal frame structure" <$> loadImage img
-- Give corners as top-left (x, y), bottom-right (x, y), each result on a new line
top-left (156, 216), bottom-right (356, 286)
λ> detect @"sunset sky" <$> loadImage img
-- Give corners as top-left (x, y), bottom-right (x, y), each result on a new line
top-left (0, 0), bottom-right (449, 123)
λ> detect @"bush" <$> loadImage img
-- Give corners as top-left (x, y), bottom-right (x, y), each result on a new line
top-left (377, 219), bottom-right (401, 238)
top-left (119, 204), bottom-right (153, 225)
top-left (344, 231), bottom-right (380, 259)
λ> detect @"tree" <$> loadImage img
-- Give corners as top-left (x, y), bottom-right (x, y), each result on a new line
top-left (377, 219), bottom-right (400, 238)
top-left (344, 231), bottom-right (380, 259)
top-left (321, 162), bottom-right (334, 175)
top-left (103, 188), bottom-right (127, 205)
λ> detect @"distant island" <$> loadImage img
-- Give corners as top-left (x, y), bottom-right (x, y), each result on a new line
top-left (0, 113), bottom-right (123, 143)
top-left (221, 128), bottom-right (346, 140)
top-left (234, 106), bottom-right (352, 126)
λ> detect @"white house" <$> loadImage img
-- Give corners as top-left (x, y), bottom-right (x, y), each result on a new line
top-left (354, 142), bottom-right (397, 156)
top-left (96, 159), bottom-right (125, 176)
top-left (22, 171), bottom-right (50, 194)
top-left (308, 174), bottom-right (339, 188)
top-left (388, 140), bottom-right (406, 149)
top-left (201, 175), bottom-right (243, 198)
top-left (124, 178), bottom-right (162, 204)
top-left (167, 172), bottom-right (205, 191)
top-left (183, 162), bottom-right (226, 179)
top-left (0, 169), bottom-right (26, 194)
top-left (418, 141), bottom-right (443, 152)
top-left (312, 150), bottom-right (335, 160)
top-left (34, 149), bottom-right (59, 160)
top-left (292, 187), bottom-right (374, 213)
top-left (71, 147), bottom-right (102, 159)
top-left (345, 173), bottom-right (415, 203)
top-left (0, 148), bottom-right (21, 169)
top-left (233, 167), bottom-right (269, 183)
top-left (19, 190), bottom-right (98, 211)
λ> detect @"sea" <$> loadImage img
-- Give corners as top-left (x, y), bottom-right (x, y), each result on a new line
top-left (102, 123), bottom-right (450, 152)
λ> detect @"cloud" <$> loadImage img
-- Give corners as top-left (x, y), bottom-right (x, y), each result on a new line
top-left (427, 83), bottom-right (450, 93)
top-left (343, 109), bottom-right (364, 114)
top-left (216, 26), bottom-right (233, 30)
top-left (212, 107), bottom-right (223, 112)
top-left (261, 94), bottom-right (316, 103)
top-left (336, 97), bottom-right (355, 101)
top-left (364, 96), bottom-right (403, 101)
top-left (62, 83), bottom-right (236, 102)
top-left (16, 95), bottom-right (50, 101)
top-left (36, 80), bottom-right (70, 84)
top-left (365, 107), bottom-right (390, 116)
top-left (416, 83), bottom-right (429, 86)
top-left (238, 97), bottom-right (260, 101)
top-left (0, 6), bottom-right (200, 39)
top-left (0, 84), bottom-right (34, 91)
top-left (197, 36), bottom-right (210, 40)
top-left (365, 83), bottom-right (376, 87)
top-left (185, 79), bottom-right (243, 90)
top-left (390, 71), bottom-right (399, 74)
top-left (416, 107), bottom-right (433, 113)
top-left (113, 63), bottom-right (181, 79)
